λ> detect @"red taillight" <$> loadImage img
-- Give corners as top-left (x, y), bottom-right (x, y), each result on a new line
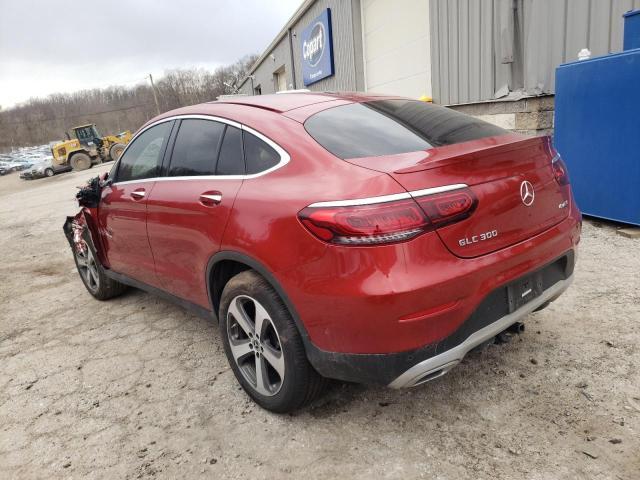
top-left (299, 198), bottom-right (429, 245)
top-left (299, 188), bottom-right (478, 246)
top-left (552, 154), bottom-right (570, 186)
top-left (415, 190), bottom-right (478, 228)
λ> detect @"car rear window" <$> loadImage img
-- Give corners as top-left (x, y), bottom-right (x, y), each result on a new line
top-left (243, 131), bottom-right (280, 175)
top-left (304, 99), bottom-right (508, 159)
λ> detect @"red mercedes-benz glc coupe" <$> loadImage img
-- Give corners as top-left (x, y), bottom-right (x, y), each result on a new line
top-left (65, 92), bottom-right (580, 412)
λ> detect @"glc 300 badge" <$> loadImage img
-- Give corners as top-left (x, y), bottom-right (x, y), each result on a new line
top-left (458, 230), bottom-right (498, 247)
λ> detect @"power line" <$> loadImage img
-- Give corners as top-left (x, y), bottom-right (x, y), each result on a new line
top-left (148, 74), bottom-right (162, 116)
top-left (2, 103), bottom-right (153, 126)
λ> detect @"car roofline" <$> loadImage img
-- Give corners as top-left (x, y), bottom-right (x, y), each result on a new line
top-left (209, 91), bottom-right (407, 113)
top-left (136, 92), bottom-right (413, 130)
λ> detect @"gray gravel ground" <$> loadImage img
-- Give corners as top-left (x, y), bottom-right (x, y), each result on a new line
top-left (1, 165), bottom-right (638, 479)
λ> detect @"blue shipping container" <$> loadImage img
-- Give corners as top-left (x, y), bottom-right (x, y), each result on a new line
top-left (554, 49), bottom-right (640, 226)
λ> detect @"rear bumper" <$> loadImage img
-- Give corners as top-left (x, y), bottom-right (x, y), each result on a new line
top-left (305, 250), bottom-right (575, 385)
top-left (389, 272), bottom-right (573, 388)
top-left (283, 196), bottom-right (581, 356)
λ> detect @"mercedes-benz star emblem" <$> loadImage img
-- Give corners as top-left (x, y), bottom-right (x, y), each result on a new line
top-left (520, 180), bottom-right (535, 206)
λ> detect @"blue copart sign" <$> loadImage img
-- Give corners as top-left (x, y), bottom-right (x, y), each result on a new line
top-left (301, 8), bottom-right (334, 86)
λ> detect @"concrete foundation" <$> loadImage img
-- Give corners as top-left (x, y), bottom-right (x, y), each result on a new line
top-left (448, 95), bottom-right (555, 137)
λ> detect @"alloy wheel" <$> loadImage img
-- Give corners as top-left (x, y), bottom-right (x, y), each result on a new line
top-left (75, 242), bottom-right (99, 292)
top-left (226, 295), bottom-right (285, 396)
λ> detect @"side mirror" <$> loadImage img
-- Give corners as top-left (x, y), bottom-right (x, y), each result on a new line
top-left (99, 171), bottom-right (112, 187)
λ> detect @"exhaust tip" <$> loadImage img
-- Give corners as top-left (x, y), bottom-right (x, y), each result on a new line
top-left (407, 361), bottom-right (459, 387)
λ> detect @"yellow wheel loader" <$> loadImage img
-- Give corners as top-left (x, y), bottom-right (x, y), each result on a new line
top-left (51, 124), bottom-right (132, 171)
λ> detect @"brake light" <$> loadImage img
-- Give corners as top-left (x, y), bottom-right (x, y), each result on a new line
top-left (299, 187), bottom-right (478, 246)
top-left (552, 154), bottom-right (570, 186)
top-left (414, 189), bottom-right (478, 228)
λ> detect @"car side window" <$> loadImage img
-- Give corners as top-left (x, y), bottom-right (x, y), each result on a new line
top-left (169, 119), bottom-right (224, 176)
top-left (243, 131), bottom-right (280, 175)
top-left (216, 126), bottom-right (244, 175)
top-left (116, 122), bottom-right (172, 182)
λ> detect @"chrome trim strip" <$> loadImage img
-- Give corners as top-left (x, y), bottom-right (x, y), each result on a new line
top-left (388, 274), bottom-right (574, 389)
top-left (308, 191), bottom-right (412, 208)
top-left (113, 175), bottom-right (246, 187)
top-left (110, 114), bottom-right (290, 187)
top-left (409, 183), bottom-right (468, 198)
top-left (306, 183), bottom-right (469, 208)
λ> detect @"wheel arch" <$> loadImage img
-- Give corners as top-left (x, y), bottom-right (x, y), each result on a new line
top-left (206, 251), bottom-right (312, 346)
top-left (67, 148), bottom-right (90, 159)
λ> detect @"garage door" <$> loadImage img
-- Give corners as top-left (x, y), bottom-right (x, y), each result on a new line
top-left (361, 0), bottom-right (432, 99)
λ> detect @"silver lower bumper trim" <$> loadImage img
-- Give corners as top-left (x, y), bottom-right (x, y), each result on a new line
top-left (388, 274), bottom-right (574, 389)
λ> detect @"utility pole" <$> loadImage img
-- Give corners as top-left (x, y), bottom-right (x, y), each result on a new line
top-left (148, 74), bottom-right (161, 115)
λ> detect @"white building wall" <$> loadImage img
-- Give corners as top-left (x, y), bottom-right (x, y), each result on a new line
top-left (361, 0), bottom-right (432, 99)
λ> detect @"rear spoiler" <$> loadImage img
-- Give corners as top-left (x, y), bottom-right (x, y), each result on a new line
top-left (394, 135), bottom-right (552, 174)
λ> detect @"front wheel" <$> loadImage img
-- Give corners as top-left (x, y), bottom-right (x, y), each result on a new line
top-left (219, 270), bottom-right (327, 413)
top-left (70, 152), bottom-right (92, 171)
top-left (73, 233), bottom-right (127, 300)
top-left (44, 168), bottom-right (54, 177)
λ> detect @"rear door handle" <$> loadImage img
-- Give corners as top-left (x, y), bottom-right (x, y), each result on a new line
top-left (199, 191), bottom-right (222, 206)
top-left (131, 188), bottom-right (146, 200)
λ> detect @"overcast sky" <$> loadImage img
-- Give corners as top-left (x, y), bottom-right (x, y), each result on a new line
top-left (0, 0), bottom-right (302, 109)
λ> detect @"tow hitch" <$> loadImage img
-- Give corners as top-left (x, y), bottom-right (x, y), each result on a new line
top-left (495, 322), bottom-right (525, 344)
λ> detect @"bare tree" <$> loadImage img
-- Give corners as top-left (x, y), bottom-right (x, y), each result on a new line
top-left (0, 54), bottom-right (257, 150)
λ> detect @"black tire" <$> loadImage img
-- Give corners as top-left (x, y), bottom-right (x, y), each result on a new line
top-left (219, 270), bottom-right (327, 413)
top-left (109, 143), bottom-right (126, 161)
top-left (70, 152), bottom-right (92, 171)
top-left (72, 231), bottom-right (127, 301)
top-left (44, 168), bottom-right (54, 177)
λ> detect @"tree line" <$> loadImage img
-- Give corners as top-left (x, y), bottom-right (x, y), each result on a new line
top-left (0, 54), bottom-right (257, 151)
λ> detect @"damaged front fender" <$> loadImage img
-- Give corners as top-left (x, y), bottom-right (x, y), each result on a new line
top-left (63, 208), bottom-right (109, 268)
top-left (63, 175), bottom-right (109, 268)
top-left (63, 212), bottom-right (88, 256)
